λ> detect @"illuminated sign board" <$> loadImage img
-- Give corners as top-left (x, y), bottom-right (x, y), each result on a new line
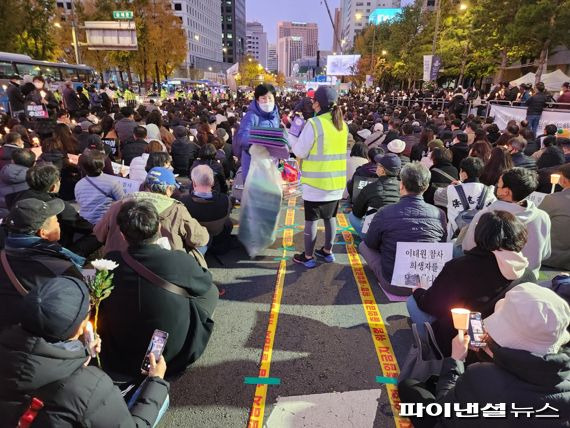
top-left (369, 8), bottom-right (402, 25)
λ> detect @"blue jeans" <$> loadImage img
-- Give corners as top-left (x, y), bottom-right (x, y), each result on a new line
top-left (406, 295), bottom-right (437, 340)
top-left (527, 114), bottom-right (541, 137)
top-left (348, 212), bottom-right (365, 238)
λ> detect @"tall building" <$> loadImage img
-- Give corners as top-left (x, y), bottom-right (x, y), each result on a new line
top-left (246, 22), bottom-right (268, 68)
top-left (278, 36), bottom-right (304, 77)
top-left (169, 0), bottom-right (223, 73)
top-left (340, 0), bottom-right (401, 50)
top-left (222, 0), bottom-right (246, 64)
top-left (267, 44), bottom-right (278, 73)
top-left (277, 21), bottom-right (318, 58)
top-left (332, 8), bottom-right (343, 54)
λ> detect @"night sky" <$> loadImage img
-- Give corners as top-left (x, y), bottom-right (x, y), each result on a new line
top-left (246, 0), bottom-right (341, 51)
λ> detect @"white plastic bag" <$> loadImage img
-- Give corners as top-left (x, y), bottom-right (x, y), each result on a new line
top-left (238, 145), bottom-right (283, 257)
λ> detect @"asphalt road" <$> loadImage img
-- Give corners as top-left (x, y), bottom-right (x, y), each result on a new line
top-left (161, 197), bottom-right (413, 428)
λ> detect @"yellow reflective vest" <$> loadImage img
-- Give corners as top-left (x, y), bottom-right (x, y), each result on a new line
top-left (123, 89), bottom-right (136, 101)
top-left (300, 112), bottom-right (348, 192)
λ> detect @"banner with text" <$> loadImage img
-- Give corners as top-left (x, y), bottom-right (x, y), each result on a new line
top-left (489, 104), bottom-right (570, 131)
top-left (391, 242), bottom-right (453, 289)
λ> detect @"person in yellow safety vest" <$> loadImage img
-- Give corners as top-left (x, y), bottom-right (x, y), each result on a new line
top-left (290, 86), bottom-right (348, 268)
top-left (123, 87), bottom-right (136, 102)
top-left (160, 87), bottom-right (168, 100)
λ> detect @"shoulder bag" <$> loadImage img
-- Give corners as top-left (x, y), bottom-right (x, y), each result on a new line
top-left (398, 322), bottom-right (444, 383)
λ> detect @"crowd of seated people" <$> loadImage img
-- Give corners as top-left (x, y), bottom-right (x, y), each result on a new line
top-left (0, 83), bottom-right (568, 426)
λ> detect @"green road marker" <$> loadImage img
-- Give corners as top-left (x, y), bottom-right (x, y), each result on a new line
top-left (375, 376), bottom-right (398, 385)
top-left (244, 377), bottom-right (281, 385)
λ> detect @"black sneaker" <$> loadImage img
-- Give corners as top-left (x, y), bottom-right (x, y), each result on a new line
top-left (314, 247), bottom-right (335, 263)
top-left (292, 252), bottom-right (317, 268)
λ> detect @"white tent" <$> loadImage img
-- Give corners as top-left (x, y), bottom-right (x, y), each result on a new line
top-left (541, 69), bottom-right (570, 91)
top-left (510, 72), bottom-right (535, 87)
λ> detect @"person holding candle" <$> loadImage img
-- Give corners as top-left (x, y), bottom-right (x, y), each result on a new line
top-left (25, 76), bottom-right (59, 119)
top-left (399, 282), bottom-right (570, 428)
top-left (539, 164), bottom-right (570, 270)
top-left (408, 210), bottom-right (531, 356)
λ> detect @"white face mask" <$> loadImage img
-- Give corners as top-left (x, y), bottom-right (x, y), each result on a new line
top-left (259, 101), bottom-right (275, 113)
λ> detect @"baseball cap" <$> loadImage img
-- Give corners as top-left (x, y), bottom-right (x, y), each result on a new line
top-left (6, 198), bottom-right (65, 233)
top-left (145, 167), bottom-right (180, 188)
top-left (374, 153), bottom-right (402, 175)
top-left (357, 129), bottom-right (371, 140)
top-left (484, 282), bottom-right (570, 356)
top-left (387, 139), bottom-right (406, 154)
top-left (21, 276), bottom-right (91, 342)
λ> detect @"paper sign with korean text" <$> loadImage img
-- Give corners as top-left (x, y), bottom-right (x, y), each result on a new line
top-left (111, 162), bottom-right (130, 176)
top-left (102, 173), bottom-right (140, 194)
top-left (391, 242), bottom-right (453, 289)
top-left (26, 104), bottom-right (49, 119)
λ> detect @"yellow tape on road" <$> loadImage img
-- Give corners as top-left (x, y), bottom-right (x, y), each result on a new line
top-left (337, 213), bottom-right (412, 428)
top-left (247, 197), bottom-right (296, 428)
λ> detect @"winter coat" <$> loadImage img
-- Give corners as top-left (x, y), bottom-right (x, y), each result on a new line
top-left (171, 136), bottom-right (200, 176)
top-left (94, 191), bottom-right (209, 255)
top-left (180, 192), bottom-right (232, 237)
top-left (0, 163), bottom-right (29, 217)
top-left (99, 244), bottom-right (217, 377)
top-left (557, 90), bottom-right (570, 109)
top-left (450, 142), bottom-right (469, 171)
top-left (364, 195), bottom-right (447, 280)
top-left (0, 326), bottom-right (169, 427)
top-left (431, 344), bottom-right (570, 427)
top-left (352, 175), bottom-right (401, 218)
top-left (38, 150), bottom-right (67, 171)
top-left (121, 139), bottom-right (148, 166)
top-left (463, 200), bottom-right (551, 279)
top-left (525, 91), bottom-right (553, 116)
top-left (539, 188), bottom-right (570, 270)
top-left (401, 134), bottom-right (420, 158)
top-left (512, 151), bottom-right (537, 171)
top-left (412, 247), bottom-right (531, 356)
top-left (0, 241), bottom-right (83, 332)
top-left (128, 153), bottom-right (150, 182)
top-left (62, 86), bottom-right (81, 112)
top-left (234, 100), bottom-right (280, 157)
top-left (425, 161), bottom-right (459, 205)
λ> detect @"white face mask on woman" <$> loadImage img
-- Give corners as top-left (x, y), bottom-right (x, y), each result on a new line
top-left (258, 101), bottom-right (275, 113)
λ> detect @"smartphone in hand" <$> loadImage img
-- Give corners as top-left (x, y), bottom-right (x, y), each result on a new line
top-left (83, 321), bottom-right (97, 358)
top-left (468, 312), bottom-right (486, 348)
top-left (141, 329), bottom-right (169, 374)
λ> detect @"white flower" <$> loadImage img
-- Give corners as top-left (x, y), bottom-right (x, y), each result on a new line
top-left (91, 259), bottom-right (119, 272)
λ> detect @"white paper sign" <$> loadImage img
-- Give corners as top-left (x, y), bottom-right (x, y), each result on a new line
top-left (527, 191), bottom-right (548, 207)
top-left (111, 162), bottom-right (130, 176)
top-left (391, 242), bottom-right (453, 289)
top-left (102, 173), bottom-right (141, 194)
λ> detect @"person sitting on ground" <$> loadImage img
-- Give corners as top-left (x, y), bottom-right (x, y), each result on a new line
top-left (479, 146), bottom-right (514, 187)
top-left (424, 147), bottom-right (459, 206)
top-left (0, 132), bottom-right (25, 170)
top-left (0, 148), bottom-right (35, 218)
top-left (462, 167), bottom-right (551, 279)
top-left (99, 200), bottom-right (218, 378)
top-left (190, 143), bottom-right (228, 194)
top-left (180, 165), bottom-right (233, 254)
top-left (171, 126), bottom-right (200, 177)
top-left (95, 167), bottom-right (209, 255)
top-left (400, 122), bottom-right (420, 158)
top-left (449, 132), bottom-right (469, 171)
top-left (443, 156), bottom-right (496, 238)
top-left (346, 146), bottom-right (384, 200)
top-left (508, 137), bottom-right (537, 171)
top-left (0, 276), bottom-right (170, 426)
top-left (11, 165), bottom-right (100, 257)
top-left (129, 140), bottom-right (164, 182)
top-left (359, 162), bottom-right (447, 297)
top-left (535, 144), bottom-right (566, 193)
top-left (114, 106), bottom-right (138, 145)
top-left (122, 125), bottom-right (148, 167)
top-left (349, 153), bottom-right (401, 237)
top-left (399, 282), bottom-right (570, 428)
top-left (386, 138), bottom-right (411, 167)
top-left (344, 142), bottom-right (369, 199)
top-left (407, 210), bottom-right (531, 356)
top-left (0, 198), bottom-right (85, 331)
top-left (539, 163), bottom-right (570, 270)
top-left (75, 150), bottom-right (124, 225)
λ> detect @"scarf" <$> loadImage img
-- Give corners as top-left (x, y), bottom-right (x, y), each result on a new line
top-left (6, 234), bottom-right (86, 269)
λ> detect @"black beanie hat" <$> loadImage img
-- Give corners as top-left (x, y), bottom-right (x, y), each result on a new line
top-left (254, 83), bottom-right (276, 100)
top-left (22, 276), bottom-right (91, 342)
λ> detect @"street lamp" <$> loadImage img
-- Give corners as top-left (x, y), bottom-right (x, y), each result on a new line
top-left (355, 12), bottom-right (362, 21)
top-left (248, 58), bottom-right (252, 62)
top-left (194, 34), bottom-right (199, 41)
top-left (459, 3), bottom-right (468, 10)
top-left (382, 50), bottom-right (387, 56)
top-left (208, 66), bottom-right (212, 71)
